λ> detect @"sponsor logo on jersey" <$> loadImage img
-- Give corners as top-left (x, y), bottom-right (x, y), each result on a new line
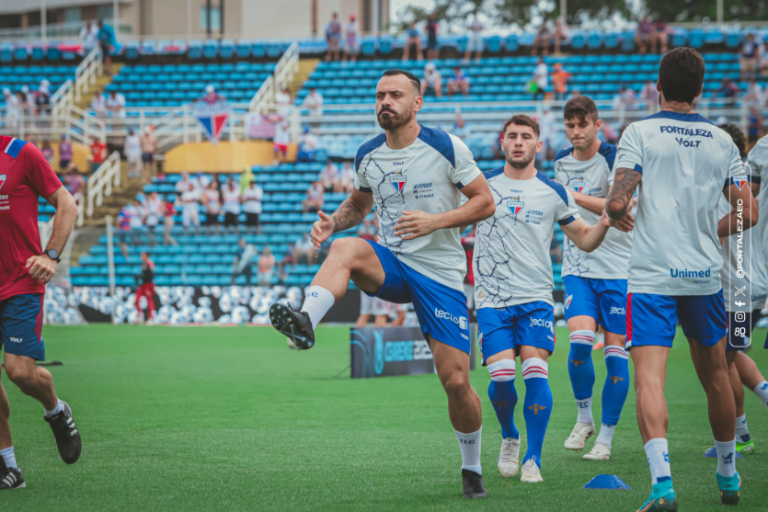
top-left (659, 126), bottom-right (713, 138)
top-left (0, 174), bottom-right (5, 192)
top-left (507, 196), bottom-right (524, 218)
top-left (670, 268), bottom-right (711, 279)
top-left (9, 336), bottom-right (22, 343)
top-left (529, 317), bottom-right (554, 331)
top-left (434, 308), bottom-right (468, 333)
top-left (610, 306), bottom-right (625, 315)
top-left (389, 171), bottom-right (407, 193)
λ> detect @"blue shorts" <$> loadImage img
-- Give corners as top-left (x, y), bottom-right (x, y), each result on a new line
top-left (365, 240), bottom-right (470, 354)
top-left (563, 276), bottom-right (627, 335)
top-left (477, 301), bottom-right (555, 364)
top-left (0, 294), bottom-right (46, 361)
top-left (726, 310), bottom-right (761, 351)
top-left (626, 291), bottom-right (726, 349)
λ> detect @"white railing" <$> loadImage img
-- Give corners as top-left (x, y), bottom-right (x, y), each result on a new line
top-left (249, 40), bottom-right (300, 112)
top-left (249, 75), bottom-right (275, 113)
top-left (51, 79), bottom-right (74, 117)
top-left (86, 151), bottom-right (122, 218)
top-left (73, 46), bottom-right (103, 103)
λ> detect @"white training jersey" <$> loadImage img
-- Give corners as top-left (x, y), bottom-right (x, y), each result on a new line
top-left (615, 111), bottom-right (746, 296)
top-left (474, 169), bottom-right (580, 308)
top-left (554, 142), bottom-right (631, 279)
top-left (354, 126), bottom-right (482, 291)
top-left (222, 187), bottom-right (240, 214)
top-left (746, 137), bottom-right (768, 270)
top-left (242, 185), bottom-right (263, 214)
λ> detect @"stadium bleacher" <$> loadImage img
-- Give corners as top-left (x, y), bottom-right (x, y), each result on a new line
top-left (0, 64), bottom-right (78, 99)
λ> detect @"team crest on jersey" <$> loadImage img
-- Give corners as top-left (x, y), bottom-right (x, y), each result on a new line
top-left (733, 175), bottom-right (748, 191)
top-left (507, 196), bottom-right (524, 218)
top-left (389, 171), bottom-right (407, 194)
top-left (570, 178), bottom-right (584, 193)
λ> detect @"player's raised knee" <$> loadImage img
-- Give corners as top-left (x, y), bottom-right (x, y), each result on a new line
top-left (441, 371), bottom-right (471, 397)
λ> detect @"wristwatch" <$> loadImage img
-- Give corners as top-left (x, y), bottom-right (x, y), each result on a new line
top-left (44, 249), bottom-right (61, 263)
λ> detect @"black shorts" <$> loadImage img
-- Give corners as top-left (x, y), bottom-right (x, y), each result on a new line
top-left (427, 36), bottom-right (438, 50)
top-left (59, 159), bottom-right (70, 170)
top-left (224, 212), bottom-right (238, 226)
top-left (100, 43), bottom-right (110, 60)
top-left (245, 213), bottom-right (260, 227)
top-left (142, 153), bottom-right (154, 164)
top-left (206, 212), bottom-right (220, 225)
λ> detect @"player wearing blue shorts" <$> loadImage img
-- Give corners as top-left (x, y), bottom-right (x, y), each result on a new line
top-left (269, 70), bottom-right (496, 499)
top-left (475, 115), bottom-right (623, 483)
top-left (607, 48), bottom-right (759, 510)
top-left (555, 96), bottom-right (634, 461)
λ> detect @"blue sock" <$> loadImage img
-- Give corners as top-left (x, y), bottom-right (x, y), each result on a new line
top-left (487, 359), bottom-right (519, 440)
top-left (0, 446), bottom-right (17, 470)
top-left (522, 358), bottom-right (553, 468)
top-left (568, 330), bottom-right (595, 422)
top-left (602, 345), bottom-right (630, 426)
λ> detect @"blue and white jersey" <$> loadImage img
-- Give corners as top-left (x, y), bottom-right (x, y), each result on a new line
top-left (474, 168), bottom-right (580, 308)
top-left (354, 126), bottom-right (482, 291)
top-left (615, 111), bottom-right (746, 296)
top-left (746, 137), bottom-right (768, 270)
top-left (554, 142), bottom-right (631, 279)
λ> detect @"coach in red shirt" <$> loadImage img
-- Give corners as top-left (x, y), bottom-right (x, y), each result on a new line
top-left (0, 136), bottom-right (82, 490)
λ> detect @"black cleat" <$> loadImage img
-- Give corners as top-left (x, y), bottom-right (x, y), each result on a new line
top-left (462, 469), bottom-right (487, 499)
top-left (269, 302), bottom-right (315, 350)
top-left (45, 401), bottom-right (82, 464)
top-left (0, 456), bottom-right (25, 490)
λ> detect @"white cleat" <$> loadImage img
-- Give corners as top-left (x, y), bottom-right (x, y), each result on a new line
top-left (519, 458), bottom-right (543, 483)
top-left (564, 422), bottom-right (595, 451)
top-left (497, 437), bottom-right (521, 478)
top-left (583, 442), bottom-right (612, 461)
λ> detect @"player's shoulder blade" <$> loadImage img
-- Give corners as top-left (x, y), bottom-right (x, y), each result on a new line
top-left (354, 133), bottom-right (387, 171)
top-left (483, 167), bottom-right (505, 181)
top-left (417, 125), bottom-right (456, 167)
top-left (596, 141), bottom-right (617, 168)
top-left (641, 110), bottom-right (715, 126)
top-left (535, 171), bottom-right (569, 204)
top-left (0, 136), bottom-right (28, 159)
top-left (554, 146), bottom-right (573, 163)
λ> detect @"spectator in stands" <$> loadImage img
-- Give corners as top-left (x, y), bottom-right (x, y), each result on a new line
top-left (221, 177), bottom-right (241, 232)
top-left (135, 252), bottom-right (155, 324)
top-left (357, 219), bottom-right (377, 241)
top-left (297, 127), bottom-right (318, 162)
top-left (275, 261), bottom-right (288, 285)
top-left (448, 67), bottom-right (470, 97)
top-left (551, 62), bottom-right (572, 101)
top-left (760, 41), bottom-right (768, 76)
top-left (258, 247), bottom-right (275, 287)
top-left (403, 22), bottom-right (423, 61)
top-left (242, 180), bottom-right (263, 233)
top-left (748, 105), bottom-right (763, 147)
top-left (532, 16), bottom-right (566, 56)
top-left (325, 12), bottom-right (342, 62)
top-left (344, 14), bottom-right (359, 64)
top-left (59, 134), bottom-right (73, 172)
top-left (231, 238), bottom-right (256, 285)
top-left (273, 118), bottom-right (290, 165)
top-left (302, 87), bottom-right (324, 118)
top-left (199, 84), bottom-right (225, 106)
top-left (41, 140), bottom-right (54, 167)
top-left (303, 180), bottom-right (325, 213)
top-left (179, 181), bottom-right (201, 235)
top-left (89, 135), bottom-right (107, 174)
top-left (653, 16), bottom-right (669, 54)
top-left (742, 33), bottom-right (761, 81)
top-left (124, 129), bottom-right (142, 179)
top-left (35, 80), bottom-right (51, 117)
top-left (538, 105), bottom-right (556, 159)
top-left (421, 62), bottom-right (442, 97)
top-left (276, 87), bottom-right (293, 118)
top-left (601, 120), bottom-right (620, 145)
top-left (162, 198), bottom-right (178, 246)
top-left (91, 91), bottom-right (107, 118)
top-left (106, 90), bottom-right (126, 118)
top-left (426, 12), bottom-right (439, 60)
top-left (144, 191), bottom-right (162, 247)
top-left (141, 127), bottom-right (157, 182)
top-left (293, 233), bottom-right (316, 264)
top-left (202, 181), bottom-right (221, 236)
top-left (635, 15), bottom-right (654, 54)
top-left (745, 78), bottom-right (765, 107)
top-left (97, 19), bottom-right (120, 76)
top-left (3, 88), bottom-right (19, 130)
top-left (613, 85), bottom-right (637, 110)
top-left (319, 161), bottom-right (338, 192)
top-left (116, 204), bottom-right (132, 258)
top-left (532, 58), bottom-right (548, 100)
top-left (641, 80), bottom-right (660, 111)
top-left (338, 161), bottom-right (354, 194)
top-left (465, 11), bottom-right (484, 63)
top-left (20, 85), bottom-right (35, 121)
top-left (453, 115), bottom-right (471, 139)
top-left (80, 20), bottom-right (99, 54)
top-left (65, 168), bottom-right (85, 206)
top-left (123, 199), bottom-right (146, 251)
top-left (175, 172), bottom-right (194, 194)
top-left (717, 78), bottom-right (739, 105)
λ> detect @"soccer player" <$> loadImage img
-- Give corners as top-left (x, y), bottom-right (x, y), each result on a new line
top-left (356, 293), bottom-right (388, 327)
top-left (0, 136), bottom-right (82, 490)
top-left (606, 48), bottom-right (758, 510)
top-left (269, 69), bottom-right (496, 498)
top-left (135, 251), bottom-right (156, 324)
top-left (554, 96), bottom-right (633, 461)
top-left (475, 114), bottom-right (627, 483)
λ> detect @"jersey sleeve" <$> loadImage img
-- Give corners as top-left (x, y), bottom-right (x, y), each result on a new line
top-left (614, 123), bottom-right (644, 175)
top-left (449, 136), bottom-right (482, 188)
top-left (22, 143), bottom-right (63, 198)
top-left (354, 163), bottom-right (372, 193)
top-left (557, 188), bottom-right (581, 226)
top-left (723, 139), bottom-right (751, 189)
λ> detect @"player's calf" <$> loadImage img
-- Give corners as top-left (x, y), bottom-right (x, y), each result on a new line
top-left (521, 357), bottom-right (552, 481)
top-left (566, 329), bottom-right (596, 450)
top-left (585, 344), bottom-right (629, 460)
top-left (487, 359), bottom-right (520, 477)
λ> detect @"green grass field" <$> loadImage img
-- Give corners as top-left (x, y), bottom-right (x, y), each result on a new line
top-left (2, 325), bottom-right (768, 511)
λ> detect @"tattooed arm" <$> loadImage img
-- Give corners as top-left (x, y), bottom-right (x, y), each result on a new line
top-left (309, 189), bottom-right (374, 250)
top-left (606, 167), bottom-right (642, 221)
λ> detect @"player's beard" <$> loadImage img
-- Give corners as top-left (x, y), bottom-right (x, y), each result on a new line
top-left (377, 106), bottom-right (412, 130)
top-left (505, 146), bottom-right (536, 169)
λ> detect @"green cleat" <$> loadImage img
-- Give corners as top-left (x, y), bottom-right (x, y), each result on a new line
top-left (638, 480), bottom-right (678, 512)
top-left (717, 472), bottom-right (741, 506)
top-left (736, 439), bottom-right (755, 455)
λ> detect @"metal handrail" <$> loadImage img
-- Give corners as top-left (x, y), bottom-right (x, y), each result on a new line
top-left (73, 46), bottom-right (103, 103)
top-left (86, 151), bottom-right (122, 218)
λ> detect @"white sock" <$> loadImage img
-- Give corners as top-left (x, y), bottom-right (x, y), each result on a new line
top-left (44, 398), bottom-right (64, 418)
top-left (300, 286), bottom-right (335, 329)
top-left (644, 438), bottom-right (672, 485)
top-left (753, 381), bottom-right (768, 409)
top-left (715, 439), bottom-right (737, 477)
top-left (455, 427), bottom-right (482, 475)
top-left (488, 359), bottom-right (515, 382)
top-left (735, 414), bottom-right (750, 443)
top-left (595, 423), bottom-right (617, 449)
top-left (576, 397), bottom-right (593, 424)
top-left (0, 446), bottom-right (17, 470)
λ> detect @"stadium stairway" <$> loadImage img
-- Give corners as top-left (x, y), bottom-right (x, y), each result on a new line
top-left (81, 161), bottom-right (145, 227)
top-left (74, 63), bottom-right (124, 111)
top-left (288, 58), bottom-right (320, 99)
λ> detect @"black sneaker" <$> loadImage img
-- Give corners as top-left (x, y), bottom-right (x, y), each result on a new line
top-left (462, 469), bottom-right (487, 499)
top-left (0, 456), bottom-right (25, 490)
top-left (44, 401), bottom-right (82, 464)
top-left (269, 302), bottom-right (315, 350)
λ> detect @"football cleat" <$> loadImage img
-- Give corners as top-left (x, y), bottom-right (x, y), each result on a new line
top-left (45, 401), bottom-right (82, 464)
top-left (269, 302), bottom-right (315, 350)
top-left (519, 458), bottom-right (543, 483)
top-left (0, 456), bottom-right (25, 490)
top-left (461, 469), bottom-right (487, 499)
top-left (717, 472), bottom-right (741, 505)
top-left (564, 421), bottom-right (595, 451)
top-left (497, 437), bottom-right (520, 477)
top-left (583, 441), bottom-right (611, 461)
top-left (736, 439), bottom-right (755, 455)
top-left (637, 480), bottom-right (678, 512)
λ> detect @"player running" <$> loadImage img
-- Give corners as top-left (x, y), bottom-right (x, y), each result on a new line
top-left (475, 115), bottom-right (629, 483)
top-left (0, 136), bottom-right (82, 490)
top-left (606, 48), bottom-right (758, 510)
top-left (268, 69), bottom-right (496, 499)
top-left (554, 96), bottom-right (633, 461)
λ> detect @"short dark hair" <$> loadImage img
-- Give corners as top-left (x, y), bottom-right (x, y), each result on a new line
top-left (658, 47), bottom-right (705, 105)
top-left (502, 114), bottom-right (540, 138)
top-left (719, 123), bottom-right (747, 160)
top-left (563, 95), bottom-right (599, 123)
top-left (381, 69), bottom-right (421, 95)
